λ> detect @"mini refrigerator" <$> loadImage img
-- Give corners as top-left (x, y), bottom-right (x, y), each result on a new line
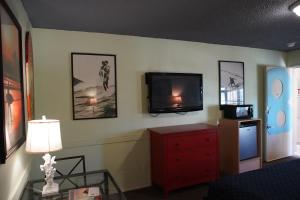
top-left (239, 124), bottom-right (258, 160)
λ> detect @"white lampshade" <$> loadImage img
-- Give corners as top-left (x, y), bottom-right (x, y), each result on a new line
top-left (26, 116), bottom-right (62, 153)
top-left (291, 1), bottom-right (300, 16)
top-left (293, 5), bottom-right (300, 16)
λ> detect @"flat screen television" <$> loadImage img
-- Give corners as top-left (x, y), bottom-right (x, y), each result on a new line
top-left (145, 72), bottom-right (203, 113)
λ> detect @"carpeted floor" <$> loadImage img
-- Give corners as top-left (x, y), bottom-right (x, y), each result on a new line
top-left (124, 156), bottom-right (299, 200)
top-left (125, 184), bottom-right (209, 200)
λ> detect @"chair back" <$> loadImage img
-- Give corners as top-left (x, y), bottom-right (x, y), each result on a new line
top-left (55, 155), bottom-right (87, 187)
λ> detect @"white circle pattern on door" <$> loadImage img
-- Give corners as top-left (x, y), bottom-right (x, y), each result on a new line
top-left (272, 79), bottom-right (283, 99)
top-left (277, 110), bottom-right (286, 128)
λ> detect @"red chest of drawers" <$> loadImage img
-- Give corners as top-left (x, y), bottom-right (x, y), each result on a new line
top-left (148, 123), bottom-right (219, 197)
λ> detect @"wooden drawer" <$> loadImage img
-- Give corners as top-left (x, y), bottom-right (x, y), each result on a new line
top-left (167, 149), bottom-right (217, 164)
top-left (194, 133), bottom-right (217, 148)
top-left (166, 151), bottom-right (218, 178)
top-left (167, 157), bottom-right (218, 186)
top-left (167, 132), bottom-right (217, 152)
top-left (149, 123), bottom-right (219, 196)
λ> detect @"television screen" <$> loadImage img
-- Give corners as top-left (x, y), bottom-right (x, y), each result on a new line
top-left (145, 72), bottom-right (203, 113)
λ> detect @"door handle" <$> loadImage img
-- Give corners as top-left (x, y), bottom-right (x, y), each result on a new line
top-left (265, 106), bottom-right (270, 115)
top-left (265, 106), bottom-right (271, 132)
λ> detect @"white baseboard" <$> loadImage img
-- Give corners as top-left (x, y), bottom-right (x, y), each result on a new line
top-left (9, 162), bottom-right (31, 200)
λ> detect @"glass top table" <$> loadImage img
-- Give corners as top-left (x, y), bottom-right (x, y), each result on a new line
top-left (21, 169), bottom-right (127, 200)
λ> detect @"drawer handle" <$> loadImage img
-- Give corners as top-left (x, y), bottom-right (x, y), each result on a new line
top-left (205, 138), bottom-right (210, 142)
top-left (175, 143), bottom-right (179, 146)
top-left (176, 158), bottom-right (180, 161)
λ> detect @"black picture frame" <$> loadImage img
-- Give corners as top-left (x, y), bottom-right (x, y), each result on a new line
top-left (0, 0), bottom-right (25, 163)
top-left (219, 60), bottom-right (245, 110)
top-left (71, 53), bottom-right (118, 120)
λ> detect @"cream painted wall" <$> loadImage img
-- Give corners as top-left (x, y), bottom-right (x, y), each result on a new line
top-left (31, 28), bottom-right (286, 191)
top-left (287, 50), bottom-right (300, 67)
top-left (0, 0), bottom-right (33, 200)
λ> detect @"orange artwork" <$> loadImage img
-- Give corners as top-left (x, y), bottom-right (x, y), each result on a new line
top-left (0, 1), bottom-right (25, 163)
top-left (4, 78), bottom-right (23, 151)
top-left (25, 32), bottom-right (34, 120)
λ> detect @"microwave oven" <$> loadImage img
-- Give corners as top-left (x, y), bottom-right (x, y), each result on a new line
top-left (223, 104), bottom-right (253, 119)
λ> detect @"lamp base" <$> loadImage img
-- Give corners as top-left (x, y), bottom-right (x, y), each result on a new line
top-left (42, 182), bottom-right (59, 196)
top-left (40, 153), bottom-right (59, 196)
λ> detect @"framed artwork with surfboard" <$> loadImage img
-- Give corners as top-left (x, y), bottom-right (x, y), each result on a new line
top-left (71, 53), bottom-right (117, 120)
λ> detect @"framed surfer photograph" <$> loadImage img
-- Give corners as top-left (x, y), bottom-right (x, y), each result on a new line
top-left (219, 60), bottom-right (245, 109)
top-left (0, 0), bottom-right (26, 163)
top-left (71, 53), bottom-right (117, 120)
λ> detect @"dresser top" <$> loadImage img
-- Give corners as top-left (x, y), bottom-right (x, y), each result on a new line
top-left (148, 123), bottom-right (217, 134)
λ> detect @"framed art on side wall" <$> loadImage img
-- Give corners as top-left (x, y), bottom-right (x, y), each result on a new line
top-left (0, 0), bottom-right (26, 163)
top-left (25, 31), bottom-right (34, 120)
top-left (71, 53), bottom-right (118, 120)
top-left (219, 60), bottom-right (245, 109)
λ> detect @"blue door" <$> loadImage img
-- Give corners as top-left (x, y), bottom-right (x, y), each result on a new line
top-left (265, 67), bottom-right (292, 161)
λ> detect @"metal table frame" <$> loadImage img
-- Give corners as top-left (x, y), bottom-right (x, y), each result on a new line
top-left (21, 169), bottom-right (126, 200)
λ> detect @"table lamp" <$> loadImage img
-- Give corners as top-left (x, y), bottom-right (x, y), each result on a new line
top-left (26, 115), bottom-right (62, 196)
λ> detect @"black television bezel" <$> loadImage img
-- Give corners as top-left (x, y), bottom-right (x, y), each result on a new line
top-left (145, 72), bottom-right (203, 113)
